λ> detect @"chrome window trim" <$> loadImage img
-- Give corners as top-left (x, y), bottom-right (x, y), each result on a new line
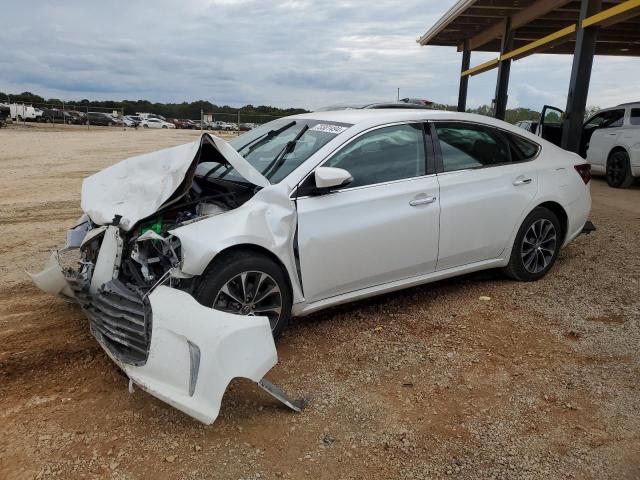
top-left (291, 120), bottom-right (432, 200)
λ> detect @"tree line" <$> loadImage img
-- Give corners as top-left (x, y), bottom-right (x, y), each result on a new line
top-left (0, 91), bottom-right (308, 120)
top-left (2, 91), bottom-right (600, 124)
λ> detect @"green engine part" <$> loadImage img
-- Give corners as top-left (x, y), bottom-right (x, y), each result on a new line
top-left (141, 218), bottom-right (163, 235)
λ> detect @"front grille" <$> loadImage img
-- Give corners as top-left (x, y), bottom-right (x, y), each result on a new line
top-left (67, 276), bottom-right (152, 366)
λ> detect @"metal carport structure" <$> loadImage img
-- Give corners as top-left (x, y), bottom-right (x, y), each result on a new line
top-left (418, 0), bottom-right (640, 152)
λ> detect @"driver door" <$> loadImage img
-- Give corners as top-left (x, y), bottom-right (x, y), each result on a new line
top-left (295, 123), bottom-right (440, 303)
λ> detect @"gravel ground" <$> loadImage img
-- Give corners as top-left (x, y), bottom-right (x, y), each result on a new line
top-left (0, 124), bottom-right (638, 479)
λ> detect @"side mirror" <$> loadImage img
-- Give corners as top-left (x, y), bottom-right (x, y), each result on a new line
top-left (314, 167), bottom-right (353, 193)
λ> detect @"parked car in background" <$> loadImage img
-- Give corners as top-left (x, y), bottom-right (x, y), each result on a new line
top-left (66, 110), bottom-right (86, 125)
top-left (0, 104), bottom-right (9, 127)
top-left (122, 116), bottom-right (139, 127)
top-left (137, 112), bottom-right (167, 121)
top-left (140, 118), bottom-right (175, 129)
top-left (533, 103), bottom-right (640, 188)
top-left (219, 121), bottom-right (237, 131)
top-left (515, 120), bottom-right (538, 133)
top-left (5, 103), bottom-right (37, 121)
top-left (167, 118), bottom-right (194, 129)
top-left (239, 122), bottom-right (258, 131)
top-left (183, 119), bottom-right (198, 129)
top-left (86, 111), bottom-right (120, 126)
top-left (41, 108), bottom-right (76, 124)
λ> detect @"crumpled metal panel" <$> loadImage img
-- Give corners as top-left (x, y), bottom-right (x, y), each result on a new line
top-left (170, 183), bottom-right (303, 303)
top-left (80, 134), bottom-right (270, 231)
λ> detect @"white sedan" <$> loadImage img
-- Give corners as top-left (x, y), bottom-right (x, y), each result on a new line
top-left (139, 118), bottom-right (175, 129)
top-left (31, 109), bottom-right (593, 424)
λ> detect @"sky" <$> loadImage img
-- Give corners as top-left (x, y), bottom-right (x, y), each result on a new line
top-left (1, 0), bottom-right (639, 111)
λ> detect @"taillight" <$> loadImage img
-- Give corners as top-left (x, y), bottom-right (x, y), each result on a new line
top-left (574, 163), bottom-right (591, 184)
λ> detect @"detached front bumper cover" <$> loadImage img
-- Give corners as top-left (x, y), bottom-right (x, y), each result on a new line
top-left (28, 255), bottom-right (304, 425)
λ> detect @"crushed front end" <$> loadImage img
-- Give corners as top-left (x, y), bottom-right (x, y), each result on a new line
top-left (28, 136), bottom-right (304, 424)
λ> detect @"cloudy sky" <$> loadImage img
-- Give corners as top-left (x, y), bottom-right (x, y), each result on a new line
top-left (1, 0), bottom-right (638, 110)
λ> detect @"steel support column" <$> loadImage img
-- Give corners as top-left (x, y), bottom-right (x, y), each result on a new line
top-left (561, 0), bottom-right (602, 152)
top-left (457, 40), bottom-right (471, 112)
top-left (493, 18), bottom-right (513, 120)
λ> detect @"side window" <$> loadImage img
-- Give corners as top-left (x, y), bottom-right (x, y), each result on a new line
top-left (325, 124), bottom-right (426, 188)
top-left (504, 132), bottom-right (540, 161)
top-left (585, 109), bottom-right (625, 129)
top-left (631, 108), bottom-right (640, 126)
top-left (435, 123), bottom-right (511, 172)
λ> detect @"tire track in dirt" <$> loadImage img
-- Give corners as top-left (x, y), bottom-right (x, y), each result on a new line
top-left (0, 200), bottom-right (79, 226)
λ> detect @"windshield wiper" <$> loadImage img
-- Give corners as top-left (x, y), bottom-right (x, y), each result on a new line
top-left (261, 124), bottom-right (309, 179)
top-left (237, 121), bottom-right (296, 156)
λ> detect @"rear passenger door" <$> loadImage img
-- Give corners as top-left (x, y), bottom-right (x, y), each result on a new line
top-left (584, 108), bottom-right (625, 168)
top-left (431, 122), bottom-right (540, 271)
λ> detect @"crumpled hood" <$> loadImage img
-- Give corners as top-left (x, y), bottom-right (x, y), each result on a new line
top-left (81, 133), bottom-right (269, 231)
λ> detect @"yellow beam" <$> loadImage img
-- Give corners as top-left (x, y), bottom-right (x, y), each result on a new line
top-left (500, 24), bottom-right (577, 61)
top-left (582, 0), bottom-right (640, 28)
top-left (461, 58), bottom-right (499, 77)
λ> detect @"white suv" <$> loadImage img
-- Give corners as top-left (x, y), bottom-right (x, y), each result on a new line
top-left (533, 103), bottom-right (640, 188)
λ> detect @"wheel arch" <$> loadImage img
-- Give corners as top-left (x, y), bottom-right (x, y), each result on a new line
top-left (535, 201), bottom-right (568, 243)
top-left (202, 243), bottom-right (295, 297)
top-left (608, 145), bottom-right (629, 161)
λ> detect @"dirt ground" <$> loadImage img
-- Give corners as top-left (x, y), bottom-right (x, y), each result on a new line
top-left (1, 124), bottom-right (639, 480)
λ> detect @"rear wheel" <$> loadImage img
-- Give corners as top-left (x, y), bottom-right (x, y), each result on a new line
top-left (194, 250), bottom-right (292, 338)
top-left (606, 150), bottom-right (634, 188)
top-left (503, 207), bottom-right (561, 282)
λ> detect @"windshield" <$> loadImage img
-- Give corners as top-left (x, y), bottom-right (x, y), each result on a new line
top-left (207, 118), bottom-right (351, 184)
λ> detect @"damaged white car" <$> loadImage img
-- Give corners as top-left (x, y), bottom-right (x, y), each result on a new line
top-left (30, 109), bottom-right (593, 424)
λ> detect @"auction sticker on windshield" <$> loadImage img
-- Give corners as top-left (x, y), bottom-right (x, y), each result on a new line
top-left (309, 124), bottom-right (349, 134)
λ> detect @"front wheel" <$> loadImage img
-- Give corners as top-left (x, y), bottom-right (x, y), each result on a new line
top-left (606, 150), bottom-right (634, 188)
top-left (503, 207), bottom-right (561, 282)
top-left (194, 250), bottom-right (292, 338)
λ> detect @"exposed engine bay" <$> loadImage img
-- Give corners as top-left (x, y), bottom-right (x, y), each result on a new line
top-left (82, 138), bottom-right (259, 292)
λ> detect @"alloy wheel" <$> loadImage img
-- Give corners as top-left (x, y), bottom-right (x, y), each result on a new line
top-left (607, 154), bottom-right (626, 186)
top-left (213, 271), bottom-right (282, 330)
top-left (521, 219), bottom-right (557, 274)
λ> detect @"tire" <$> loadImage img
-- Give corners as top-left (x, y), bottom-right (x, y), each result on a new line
top-left (194, 250), bottom-right (292, 338)
top-left (162, 125), bottom-right (167, 129)
top-left (143, 124), bottom-right (148, 128)
top-left (503, 207), bottom-right (562, 282)
top-left (606, 150), bottom-right (634, 188)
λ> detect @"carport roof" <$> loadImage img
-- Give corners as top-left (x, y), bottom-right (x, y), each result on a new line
top-left (418, 0), bottom-right (640, 56)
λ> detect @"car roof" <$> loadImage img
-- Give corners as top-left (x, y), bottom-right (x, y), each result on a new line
top-left (290, 109), bottom-right (518, 129)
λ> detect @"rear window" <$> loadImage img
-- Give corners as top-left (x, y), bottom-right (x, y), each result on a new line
top-left (630, 108), bottom-right (640, 126)
top-left (505, 132), bottom-right (540, 161)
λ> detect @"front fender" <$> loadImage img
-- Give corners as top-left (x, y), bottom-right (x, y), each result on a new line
top-left (170, 185), bottom-right (303, 302)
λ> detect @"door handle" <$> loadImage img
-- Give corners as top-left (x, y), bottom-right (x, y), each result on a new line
top-left (513, 178), bottom-right (532, 186)
top-left (409, 196), bottom-right (437, 206)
